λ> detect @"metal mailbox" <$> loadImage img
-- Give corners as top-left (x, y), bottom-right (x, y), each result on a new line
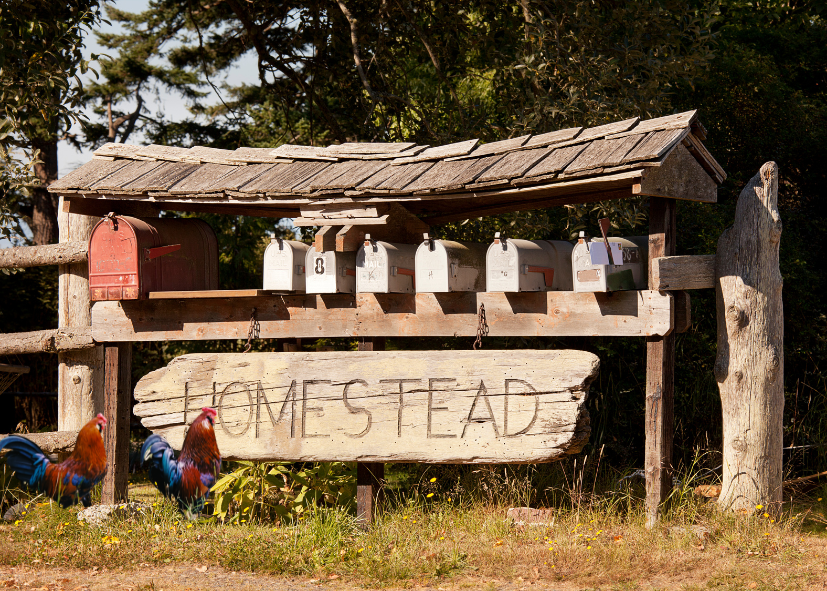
top-left (263, 238), bottom-right (310, 292)
top-left (305, 245), bottom-right (357, 294)
top-left (572, 233), bottom-right (648, 293)
top-left (88, 214), bottom-right (218, 301)
top-left (486, 233), bottom-right (573, 292)
top-left (356, 235), bottom-right (417, 293)
top-left (415, 234), bottom-right (487, 293)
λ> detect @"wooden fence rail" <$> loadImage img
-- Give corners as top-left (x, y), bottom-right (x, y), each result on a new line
top-left (0, 430), bottom-right (79, 454)
top-left (0, 328), bottom-right (94, 355)
top-left (0, 241), bottom-right (87, 269)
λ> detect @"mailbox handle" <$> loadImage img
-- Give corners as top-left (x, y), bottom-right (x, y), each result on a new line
top-left (144, 244), bottom-right (181, 261)
top-left (345, 268), bottom-right (356, 277)
top-left (526, 265), bottom-right (554, 287)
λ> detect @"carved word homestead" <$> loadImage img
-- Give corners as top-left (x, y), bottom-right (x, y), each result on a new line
top-left (134, 350), bottom-right (599, 463)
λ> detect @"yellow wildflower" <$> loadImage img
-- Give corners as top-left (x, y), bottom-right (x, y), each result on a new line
top-left (430, 477), bottom-right (437, 483)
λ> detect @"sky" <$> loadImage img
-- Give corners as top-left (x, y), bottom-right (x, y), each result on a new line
top-left (59, 0), bottom-right (260, 177)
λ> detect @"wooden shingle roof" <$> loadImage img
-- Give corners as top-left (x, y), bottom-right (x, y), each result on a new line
top-left (51, 110), bottom-right (723, 224)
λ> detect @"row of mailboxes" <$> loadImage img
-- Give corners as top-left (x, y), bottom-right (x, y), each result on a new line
top-left (261, 233), bottom-right (647, 294)
top-left (87, 214), bottom-right (647, 300)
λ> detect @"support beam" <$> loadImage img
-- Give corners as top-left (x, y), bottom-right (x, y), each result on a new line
top-left (0, 430), bottom-right (79, 454)
top-left (0, 241), bottom-right (87, 269)
top-left (91, 290), bottom-right (676, 341)
top-left (652, 255), bottom-right (716, 290)
top-left (102, 342), bottom-right (131, 504)
top-left (62, 195), bottom-right (299, 220)
top-left (356, 337), bottom-right (385, 528)
top-left (58, 199), bottom-right (104, 431)
top-left (645, 197), bottom-right (676, 527)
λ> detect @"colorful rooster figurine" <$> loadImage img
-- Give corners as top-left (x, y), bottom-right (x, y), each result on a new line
top-left (141, 407), bottom-right (221, 519)
top-left (0, 414), bottom-right (107, 508)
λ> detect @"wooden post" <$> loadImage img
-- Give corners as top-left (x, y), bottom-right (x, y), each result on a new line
top-left (58, 198), bottom-right (104, 431)
top-left (102, 342), bottom-right (131, 504)
top-left (356, 337), bottom-right (385, 527)
top-left (645, 197), bottom-right (676, 526)
top-left (714, 162), bottom-right (783, 513)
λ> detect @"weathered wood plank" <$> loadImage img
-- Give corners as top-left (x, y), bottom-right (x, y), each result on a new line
top-left (635, 144), bottom-right (718, 203)
top-left (0, 241), bottom-right (87, 268)
top-left (300, 161), bottom-right (363, 192)
top-left (132, 349), bottom-right (598, 463)
top-left (49, 160), bottom-right (131, 191)
top-left (392, 139), bottom-right (479, 164)
top-left (652, 255), bottom-right (716, 290)
top-left (577, 117), bottom-right (640, 142)
top-left (269, 145), bottom-right (338, 161)
top-left (523, 127), bottom-right (583, 148)
top-left (123, 162), bottom-right (200, 192)
top-left (360, 162), bottom-right (435, 192)
top-left (606, 111), bottom-right (697, 139)
top-left (167, 164), bottom-right (236, 194)
top-left (89, 161), bottom-right (164, 191)
top-left (403, 160), bottom-right (477, 193)
top-left (443, 155), bottom-right (505, 190)
top-left (564, 135), bottom-right (645, 175)
top-left (449, 135), bottom-right (530, 160)
top-left (91, 290), bottom-right (673, 341)
top-left (0, 328), bottom-right (94, 355)
top-left (147, 289), bottom-right (281, 299)
top-left (621, 129), bottom-right (686, 163)
top-left (228, 147), bottom-right (293, 164)
top-left (682, 133), bottom-right (727, 183)
top-left (135, 145), bottom-right (191, 162)
top-left (93, 143), bottom-right (148, 160)
top-left (475, 149), bottom-right (553, 183)
top-left (62, 195), bottom-right (298, 220)
top-left (645, 197), bottom-right (676, 527)
top-left (184, 146), bottom-right (238, 165)
top-left (326, 142), bottom-right (416, 155)
top-left (520, 145), bottom-right (588, 179)
top-left (214, 164), bottom-right (277, 191)
top-left (315, 225), bottom-right (339, 252)
top-left (261, 161), bottom-right (333, 194)
top-left (102, 343), bottom-right (131, 504)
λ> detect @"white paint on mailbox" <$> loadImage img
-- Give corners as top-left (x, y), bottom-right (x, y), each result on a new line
top-left (263, 238), bottom-right (310, 292)
top-left (305, 246), bottom-right (356, 294)
top-left (415, 238), bottom-right (487, 293)
top-left (356, 239), bottom-right (417, 293)
top-left (486, 235), bottom-right (573, 292)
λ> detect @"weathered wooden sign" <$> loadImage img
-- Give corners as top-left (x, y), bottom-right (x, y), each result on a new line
top-left (134, 350), bottom-right (598, 463)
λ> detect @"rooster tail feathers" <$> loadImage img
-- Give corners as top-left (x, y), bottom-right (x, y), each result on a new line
top-left (0, 435), bottom-right (49, 489)
top-left (141, 434), bottom-right (171, 466)
top-left (140, 434), bottom-right (182, 497)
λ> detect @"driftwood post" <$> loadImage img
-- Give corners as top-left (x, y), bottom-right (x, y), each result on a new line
top-left (714, 162), bottom-right (783, 513)
top-left (57, 198), bottom-right (104, 430)
top-left (356, 337), bottom-right (385, 528)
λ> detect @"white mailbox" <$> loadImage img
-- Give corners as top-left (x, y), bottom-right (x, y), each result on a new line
top-left (415, 235), bottom-right (487, 293)
top-left (572, 233), bottom-right (648, 293)
top-left (356, 236), bottom-right (417, 294)
top-left (305, 245), bottom-right (357, 294)
top-left (263, 238), bottom-right (310, 292)
top-left (486, 233), bottom-right (573, 292)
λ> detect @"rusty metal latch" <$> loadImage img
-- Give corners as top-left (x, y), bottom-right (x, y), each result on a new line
top-left (473, 303), bottom-right (488, 350)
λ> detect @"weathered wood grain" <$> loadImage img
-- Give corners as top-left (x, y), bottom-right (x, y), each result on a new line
top-left (475, 149), bottom-right (550, 183)
top-left (0, 328), bottom-right (94, 355)
top-left (443, 155), bottom-right (504, 190)
top-left (229, 147), bottom-right (293, 164)
top-left (93, 143), bottom-right (147, 160)
top-left (269, 144), bottom-right (338, 161)
top-left (0, 431), bottom-right (80, 454)
top-left (147, 289), bottom-right (280, 299)
top-left (577, 117), bottom-right (639, 141)
top-left (523, 127), bottom-right (583, 148)
top-left (622, 129), bottom-right (687, 163)
top-left (391, 139), bottom-right (479, 164)
top-left (682, 133), bottom-right (727, 183)
top-left (715, 162), bottom-right (783, 514)
top-left (184, 146), bottom-right (238, 165)
top-left (133, 349), bottom-right (598, 463)
top-left (91, 290), bottom-right (673, 341)
top-left (262, 161), bottom-right (333, 194)
top-left (635, 144), bottom-right (718, 203)
top-left (0, 241), bottom-right (87, 268)
top-left (89, 161), bottom-right (164, 191)
top-left (645, 197), bottom-right (676, 527)
top-left (359, 162), bottom-right (435, 192)
top-left (652, 255), bottom-right (716, 290)
top-left (135, 144), bottom-right (191, 162)
top-left (520, 145), bottom-right (587, 179)
top-left (102, 342), bottom-right (131, 503)
top-left (564, 135), bottom-right (644, 175)
top-left (123, 162), bottom-right (200, 192)
top-left (403, 160), bottom-right (476, 193)
top-left (325, 142), bottom-right (416, 154)
top-left (214, 164), bottom-right (276, 191)
top-left (606, 111), bottom-right (696, 139)
top-left (49, 160), bottom-right (130, 191)
top-left (449, 135), bottom-right (530, 160)
top-left (167, 164), bottom-right (236, 194)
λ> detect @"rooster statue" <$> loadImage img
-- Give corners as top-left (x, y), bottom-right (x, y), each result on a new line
top-left (0, 414), bottom-right (107, 508)
top-left (141, 407), bottom-right (221, 519)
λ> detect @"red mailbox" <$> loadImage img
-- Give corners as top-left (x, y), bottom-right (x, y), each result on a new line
top-left (88, 214), bottom-right (219, 301)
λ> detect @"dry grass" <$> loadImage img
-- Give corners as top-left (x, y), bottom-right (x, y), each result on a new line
top-left (1, 474), bottom-right (827, 589)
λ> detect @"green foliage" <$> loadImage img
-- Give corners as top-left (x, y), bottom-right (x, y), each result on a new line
top-left (0, 0), bottom-right (102, 231)
top-left (211, 461), bottom-right (355, 524)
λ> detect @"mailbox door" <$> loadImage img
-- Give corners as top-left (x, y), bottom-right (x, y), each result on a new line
top-left (264, 240), bottom-right (309, 291)
top-left (357, 242), bottom-right (416, 293)
top-left (306, 247), bottom-right (356, 294)
top-left (572, 239), bottom-right (607, 292)
top-left (486, 240), bottom-right (521, 292)
top-left (89, 216), bottom-right (161, 301)
top-left (415, 241), bottom-right (451, 293)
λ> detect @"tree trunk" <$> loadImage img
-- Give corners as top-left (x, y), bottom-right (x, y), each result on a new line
top-left (30, 139), bottom-right (59, 245)
top-left (714, 162), bottom-right (783, 514)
